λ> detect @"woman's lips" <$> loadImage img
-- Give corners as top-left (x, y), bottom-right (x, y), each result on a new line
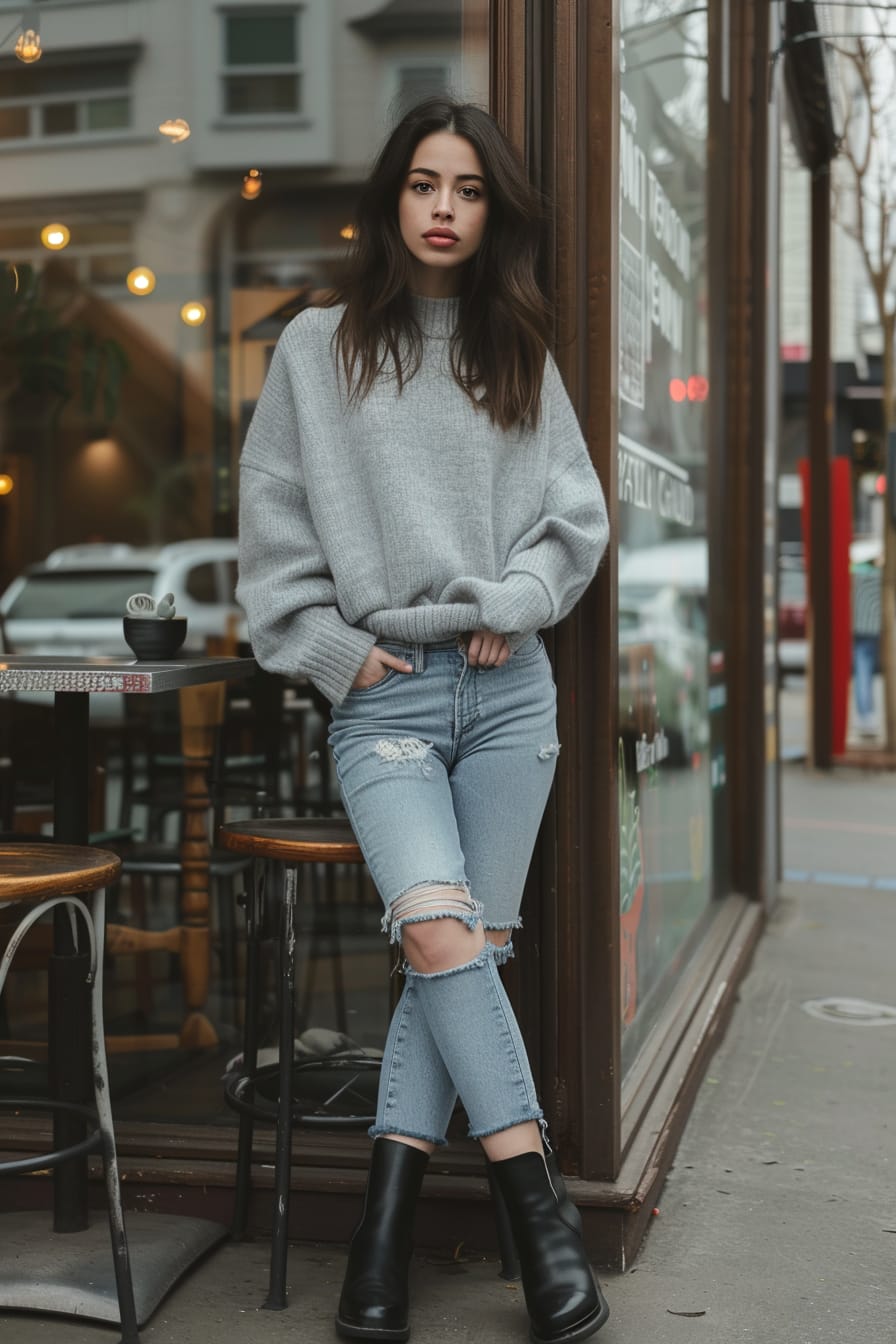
top-left (424, 235), bottom-right (459, 248)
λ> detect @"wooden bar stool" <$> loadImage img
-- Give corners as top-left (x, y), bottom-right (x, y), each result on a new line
top-left (217, 816), bottom-right (521, 1314)
top-left (0, 841), bottom-right (139, 1344)
top-left (217, 816), bottom-right (378, 1310)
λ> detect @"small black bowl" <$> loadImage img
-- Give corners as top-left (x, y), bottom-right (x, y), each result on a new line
top-left (123, 615), bottom-right (187, 661)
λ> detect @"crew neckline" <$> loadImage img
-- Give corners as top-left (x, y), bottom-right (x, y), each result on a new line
top-left (411, 293), bottom-right (460, 339)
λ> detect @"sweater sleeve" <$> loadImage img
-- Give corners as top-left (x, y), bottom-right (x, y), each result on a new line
top-left (236, 332), bottom-right (376, 705)
top-left (445, 355), bottom-right (609, 646)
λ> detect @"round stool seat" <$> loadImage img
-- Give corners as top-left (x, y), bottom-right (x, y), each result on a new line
top-left (0, 843), bottom-right (121, 905)
top-left (217, 816), bottom-right (363, 864)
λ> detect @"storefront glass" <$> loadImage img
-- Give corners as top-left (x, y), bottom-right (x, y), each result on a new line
top-left (617, 0), bottom-right (717, 1071)
top-left (0, 0), bottom-right (489, 1126)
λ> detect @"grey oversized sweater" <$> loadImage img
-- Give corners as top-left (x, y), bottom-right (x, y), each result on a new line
top-left (237, 294), bottom-right (608, 705)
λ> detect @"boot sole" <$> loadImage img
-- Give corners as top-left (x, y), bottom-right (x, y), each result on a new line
top-left (335, 1315), bottom-right (410, 1343)
top-left (530, 1292), bottom-right (610, 1344)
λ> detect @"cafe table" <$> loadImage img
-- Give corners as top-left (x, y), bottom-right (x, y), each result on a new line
top-left (0, 652), bottom-right (255, 1330)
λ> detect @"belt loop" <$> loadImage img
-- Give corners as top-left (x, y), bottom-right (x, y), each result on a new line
top-left (413, 643), bottom-right (424, 674)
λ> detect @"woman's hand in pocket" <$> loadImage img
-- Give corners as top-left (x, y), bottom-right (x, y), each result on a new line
top-left (351, 647), bottom-right (413, 691)
top-left (465, 629), bottom-right (511, 667)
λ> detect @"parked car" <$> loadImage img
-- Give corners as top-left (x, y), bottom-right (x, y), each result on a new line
top-left (778, 558), bottom-right (807, 678)
top-left (0, 539), bottom-right (246, 658)
top-left (618, 539), bottom-right (710, 768)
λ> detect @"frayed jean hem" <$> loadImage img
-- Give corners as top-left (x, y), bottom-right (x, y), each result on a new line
top-left (368, 1125), bottom-right (447, 1146)
top-left (404, 943), bottom-right (494, 981)
top-left (381, 881), bottom-right (481, 945)
top-left (483, 918), bottom-right (522, 965)
top-left (468, 1109), bottom-right (546, 1141)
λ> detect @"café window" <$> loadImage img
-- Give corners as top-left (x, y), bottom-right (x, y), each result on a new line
top-left (0, 0), bottom-right (491, 1134)
top-left (0, 55), bottom-right (133, 143)
top-left (617, 0), bottom-right (717, 1073)
top-left (221, 8), bottom-right (302, 117)
top-left (0, 219), bottom-right (133, 290)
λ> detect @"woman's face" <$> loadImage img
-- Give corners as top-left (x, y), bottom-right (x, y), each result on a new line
top-left (398, 130), bottom-right (489, 297)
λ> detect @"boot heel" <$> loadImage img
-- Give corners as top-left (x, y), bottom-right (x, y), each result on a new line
top-left (486, 1159), bottom-right (521, 1281)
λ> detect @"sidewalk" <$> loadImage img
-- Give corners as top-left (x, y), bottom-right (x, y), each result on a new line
top-left (9, 764), bottom-right (896, 1344)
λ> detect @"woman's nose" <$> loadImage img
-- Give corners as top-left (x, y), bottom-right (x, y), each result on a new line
top-left (433, 194), bottom-right (454, 219)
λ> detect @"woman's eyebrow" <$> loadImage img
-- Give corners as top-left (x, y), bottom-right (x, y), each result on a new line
top-left (408, 166), bottom-right (486, 184)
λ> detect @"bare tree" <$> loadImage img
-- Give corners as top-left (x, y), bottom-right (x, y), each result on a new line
top-left (832, 10), bottom-right (896, 751)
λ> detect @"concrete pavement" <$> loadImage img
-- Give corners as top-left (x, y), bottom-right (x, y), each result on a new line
top-left (7, 762), bottom-right (896, 1344)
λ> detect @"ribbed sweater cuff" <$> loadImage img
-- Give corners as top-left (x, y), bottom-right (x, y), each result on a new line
top-left (300, 608), bottom-right (377, 706)
top-left (484, 570), bottom-right (554, 640)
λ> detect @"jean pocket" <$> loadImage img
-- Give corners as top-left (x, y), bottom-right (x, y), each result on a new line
top-left (346, 668), bottom-right (400, 696)
top-left (510, 635), bottom-right (546, 663)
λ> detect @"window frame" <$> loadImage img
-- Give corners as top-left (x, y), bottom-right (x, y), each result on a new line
top-left (0, 77), bottom-right (133, 148)
top-left (383, 54), bottom-right (460, 125)
top-left (218, 4), bottom-right (304, 122)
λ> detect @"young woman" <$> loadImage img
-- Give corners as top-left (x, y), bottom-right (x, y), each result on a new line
top-left (237, 97), bottom-right (610, 1344)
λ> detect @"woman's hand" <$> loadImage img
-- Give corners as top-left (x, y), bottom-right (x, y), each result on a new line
top-left (351, 646), bottom-right (414, 690)
top-left (465, 629), bottom-right (511, 667)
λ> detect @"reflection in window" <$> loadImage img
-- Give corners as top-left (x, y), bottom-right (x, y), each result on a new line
top-left (0, 0), bottom-right (492, 1130)
top-left (617, 0), bottom-right (714, 1071)
top-left (5, 570), bottom-right (157, 620)
top-left (0, 55), bottom-right (134, 143)
top-left (0, 106), bottom-right (28, 138)
top-left (397, 64), bottom-right (452, 113)
top-left (185, 562), bottom-right (218, 605)
top-left (41, 103), bottom-right (78, 135)
top-left (221, 9), bottom-right (302, 116)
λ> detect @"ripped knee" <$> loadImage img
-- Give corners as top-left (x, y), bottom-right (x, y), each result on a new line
top-left (385, 882), bottom-right (484, 972)
top-left (484, 925), bottom-right (518, 966)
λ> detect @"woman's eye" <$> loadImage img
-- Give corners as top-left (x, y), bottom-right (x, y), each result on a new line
top-left (412, 181), bottom-right (433, 193)
top-left (459, 187), bottom-right (480, 200)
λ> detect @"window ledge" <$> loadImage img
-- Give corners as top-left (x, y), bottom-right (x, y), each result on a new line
top-left (0, 133), bottom-right (156, 153)
top-left (212, 117), bottom-right (313, 132)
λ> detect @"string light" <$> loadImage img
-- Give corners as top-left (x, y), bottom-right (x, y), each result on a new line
top-left (40, 223), bottom-right (70, 251)
top-left (241, 168), bottom-right (262, 200)
top-left (158, 118), bottom-right (191, 144)
top-left (14, 28), bottom-right (41, 63)
top-left (340, 225), bottom-right (356, 240)
top-left (180, 301), bottom-right (207, 327)
top-left (126, 266), bottom-right (156, 296)
top-left (0, 474), bottom-right (14, 496)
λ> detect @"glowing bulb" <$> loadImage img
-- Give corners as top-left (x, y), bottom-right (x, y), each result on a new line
top-left (126, 266), bottom-right (156, 296)
top-left (241, 168), bottom-right (262, 200)
top-left (158, 118), bottom-right (191, 144)
top-left (15, 29), bottom-right (41, 63)
top-left (340, 225), bottom-right (356, 240)
top-left (180, 301), bottom-right (207, 327)
top-left (0, 474), bottom-right (14, 496)
top-left (40, 223), bottom-right (70, 251)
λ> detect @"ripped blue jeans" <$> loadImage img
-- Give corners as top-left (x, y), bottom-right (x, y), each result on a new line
top-left (328, 635), bottom-right (559, 1143)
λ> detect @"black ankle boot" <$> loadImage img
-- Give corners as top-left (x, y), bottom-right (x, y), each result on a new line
top-left (544, 1149), bottom-right (583, 1238)
top-left (336, 1138), bottom-right (429, 1342)
top-left (490, 1151), bottom-right (609, 1344)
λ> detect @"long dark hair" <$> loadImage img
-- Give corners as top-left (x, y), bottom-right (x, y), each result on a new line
top-left (330, 97), bottom-right (551, 430)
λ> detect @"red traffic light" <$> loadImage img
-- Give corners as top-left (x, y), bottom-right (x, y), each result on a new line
top-left (687, 375), bottom-right (709, 402)
top-left (669, 378), bottom-right (687, 402)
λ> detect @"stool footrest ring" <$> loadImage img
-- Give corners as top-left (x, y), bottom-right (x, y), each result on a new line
top-left (224, 1056), bottom-right (379, 1129)
top-left (0, 1097), bottom-right (103, 1175)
